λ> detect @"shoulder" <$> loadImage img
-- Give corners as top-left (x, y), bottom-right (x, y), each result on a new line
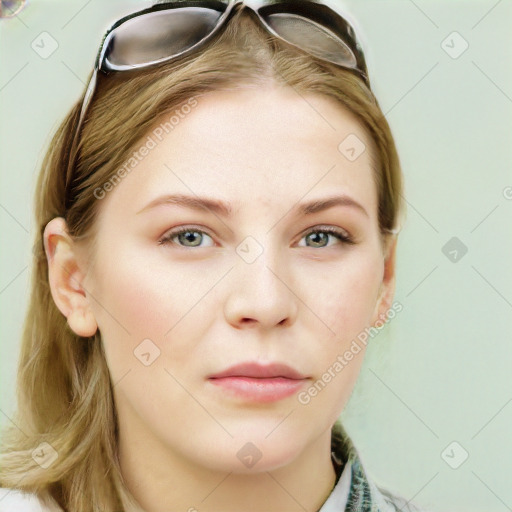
top-left (0, 488), bottom-right (62, 512)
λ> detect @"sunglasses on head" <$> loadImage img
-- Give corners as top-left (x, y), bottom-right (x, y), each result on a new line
top-left (64, 0), bottom-right (370, 208)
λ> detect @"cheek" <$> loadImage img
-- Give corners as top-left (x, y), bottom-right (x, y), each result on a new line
top-left (90, 242), bottom-right (198, 335)
top-left (86, 244), bottom-right (224, 374)
top-left (300, 268), bottom-right (379, 418)
top-left (85, 245), bottom-right (175, 377)
top-left (96, 258), bottom-right (170, 334)
top-left (309, 251), bottom-right (383, 345)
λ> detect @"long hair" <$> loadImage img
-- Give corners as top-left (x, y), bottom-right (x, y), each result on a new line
top-left (0, 5), bottom-right (405, 510)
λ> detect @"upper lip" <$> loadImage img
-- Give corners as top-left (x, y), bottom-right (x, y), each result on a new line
top-left (209, 362), bottom-right (308, 380)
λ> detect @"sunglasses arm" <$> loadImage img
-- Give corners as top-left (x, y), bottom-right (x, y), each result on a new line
top-left (64, 67), bottom-right (99, 198)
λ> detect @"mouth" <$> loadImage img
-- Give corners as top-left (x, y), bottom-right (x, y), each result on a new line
top-left (208, 361), bottom-right (308, 380)
top-left (207, 362), bottom-right (310, 403)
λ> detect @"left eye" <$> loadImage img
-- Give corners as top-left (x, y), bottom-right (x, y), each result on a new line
top-left (298, 227), bottom-right (355, 248)
top-left (158, 226), bottom-right (355, 249)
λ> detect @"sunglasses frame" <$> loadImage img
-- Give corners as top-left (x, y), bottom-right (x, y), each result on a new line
top-left (64, 0), bottom-right (370, 208)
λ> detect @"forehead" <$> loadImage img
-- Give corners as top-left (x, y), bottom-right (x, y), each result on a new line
top-left (100, 84), bottom-right (378, 220)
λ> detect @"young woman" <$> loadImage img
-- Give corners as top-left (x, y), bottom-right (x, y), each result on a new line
top-left (0, 1), bottom-right (427, 511)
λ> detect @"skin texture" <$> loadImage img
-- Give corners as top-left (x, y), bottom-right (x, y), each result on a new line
top-left (44, 84), bottom-right (397, 512)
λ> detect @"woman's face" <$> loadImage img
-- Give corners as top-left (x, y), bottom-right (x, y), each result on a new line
top-left (47, 84), bottom-right (396, 474)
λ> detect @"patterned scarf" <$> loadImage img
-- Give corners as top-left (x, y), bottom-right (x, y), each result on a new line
top-left (330, 420), bottom-right (424, 512)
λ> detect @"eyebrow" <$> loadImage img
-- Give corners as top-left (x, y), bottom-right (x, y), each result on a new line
top-left (136, 193), bottom-right (369, 218)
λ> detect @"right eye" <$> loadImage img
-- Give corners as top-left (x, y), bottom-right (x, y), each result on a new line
top-left (158, 226), bottom-right (216, 248)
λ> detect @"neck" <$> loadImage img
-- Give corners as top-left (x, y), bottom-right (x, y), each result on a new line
top-left (117, 427), bottom-right (338, 512)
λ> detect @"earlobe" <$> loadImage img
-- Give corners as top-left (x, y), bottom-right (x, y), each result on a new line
top-left (371, 235), bottom-right (398, 326)
top-left (43, 217), bottom-right (98, 337)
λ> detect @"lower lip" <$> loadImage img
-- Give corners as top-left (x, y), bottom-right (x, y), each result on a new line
top-left (208, 376), bottom-right (308, 403)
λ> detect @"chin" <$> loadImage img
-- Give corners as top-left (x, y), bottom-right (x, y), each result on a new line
top-left (184, 434), bottom-right (304, 474)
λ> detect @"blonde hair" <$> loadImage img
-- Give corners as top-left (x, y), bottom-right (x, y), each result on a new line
top-left (0, 5), bottom-right (404, 511)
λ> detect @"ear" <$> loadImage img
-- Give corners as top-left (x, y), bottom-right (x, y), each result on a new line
top-left (370, 235), bottom-right (398, 326)
top-left (43, 217), bottom-right (98, 337)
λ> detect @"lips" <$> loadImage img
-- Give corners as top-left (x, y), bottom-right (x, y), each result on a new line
top-left (208, 362), bottom-right (307, 380)
top-left (207, 362), bottom-right (310, 402)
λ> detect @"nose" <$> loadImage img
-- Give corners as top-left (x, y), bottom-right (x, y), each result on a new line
top-left (223, 242), bottom-right (299, 330)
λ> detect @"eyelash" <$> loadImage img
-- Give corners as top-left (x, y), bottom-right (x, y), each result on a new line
top-left (158, 225), bottom-right (356, 248)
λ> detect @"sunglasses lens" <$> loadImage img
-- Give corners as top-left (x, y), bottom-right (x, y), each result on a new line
top-left (105, 7), bottom-right (224, 69)
top-left (265, 14), bottom-right (357, 68)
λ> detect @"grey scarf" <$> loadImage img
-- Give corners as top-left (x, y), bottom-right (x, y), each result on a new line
top-left (331, 421), bottom-right (427, 512)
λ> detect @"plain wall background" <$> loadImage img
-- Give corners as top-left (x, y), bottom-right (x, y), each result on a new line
top-left (1, 1), bottom-right (511, 511)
